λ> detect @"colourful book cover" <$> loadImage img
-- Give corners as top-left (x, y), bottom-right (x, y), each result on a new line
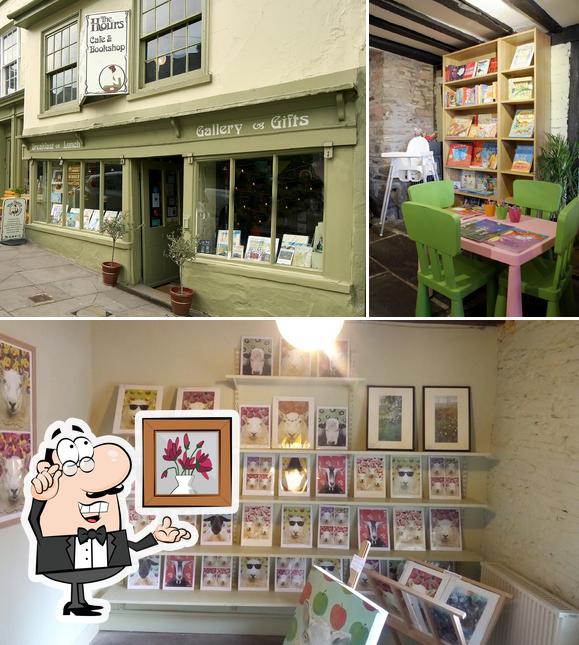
top-left (475, 58), bottom-right (490, 77)
top-left (476, 114), bottom-right (497, 138)
top-left (486, 229), bottom-right (547, 251)
top-left (512, 145), bottom-right (534, 172)
top-left (509, 109), bottom-right (535, 137)
top-left (455, 64), bottom-right (466, 80)
top-left (447, 143), bottom-right (473, 167)
top-left (508, 76), bottom-right (533, 100)
top-left (464, 61), bottom-right (476, 79)
top-left (461, 220), bottom-right (512, 242)
top-left (448, 116), bottom-right (473, 137)
top-left (488, 56), bottom-right (498, 73)
top-left (475, 173), bottom-right (496, 195)
top-left (461, 170), bottom-right (477, 191)
top-left (481, 142), bottom-right (498, 169)
top-left (510, 43), bottom-right (535, 69)
top-left (471, 142), bottom-right (484, 167)
top-left (445, 88), bottom-right (456, 107)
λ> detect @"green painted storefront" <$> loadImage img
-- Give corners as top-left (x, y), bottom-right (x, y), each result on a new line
top-left (22, 69), bottom-right (365, 316)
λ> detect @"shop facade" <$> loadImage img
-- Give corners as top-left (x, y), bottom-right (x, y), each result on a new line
top-left (9, 0), bottom-right (366, 316)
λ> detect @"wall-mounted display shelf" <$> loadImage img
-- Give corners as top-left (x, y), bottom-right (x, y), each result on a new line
top-left (442, 27), bottom-right (550, 204)
top-left (240, 449), bottom-right (492, 457)
top-left (226, 375), bottom-right (366, 387)
top-left (237, 495), bottom-right (489, 508)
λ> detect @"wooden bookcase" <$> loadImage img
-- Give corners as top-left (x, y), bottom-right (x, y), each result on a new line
top-left (442, 28), bottom-right (550, 204)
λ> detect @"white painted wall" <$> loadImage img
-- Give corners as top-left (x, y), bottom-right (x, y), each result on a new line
top-left (0, 321), bottom-right (95, 645)
top-left (550, 42), bottom-right (571, 137)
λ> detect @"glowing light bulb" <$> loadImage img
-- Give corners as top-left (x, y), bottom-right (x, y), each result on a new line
top-left (276, 318), bottom-right (344, 353)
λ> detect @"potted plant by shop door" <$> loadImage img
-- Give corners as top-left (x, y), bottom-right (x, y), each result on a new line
top-left (100, 213), bottom-right (126, 286)
top-left (165, 229), bottom-right (199, 316)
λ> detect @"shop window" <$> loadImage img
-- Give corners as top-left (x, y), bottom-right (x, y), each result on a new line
top-left (45, 20), bottom-right (78, 107)
top-left (49, 162), bottom-right (64, 224)
top-left (2, 29), bottom-right (19, 96)
top-left (33, 161), bottom-right (48, 223)
top-left (196, 152), bottom-right (325, 269)
top-left (104, 163), bottom-right (123, 213)
top-left (83, 162), bottom-right (101, 231)
top-left (65, 162), bottom-right (81, 228)
top-left (141, 0), bottom-right (203, 84)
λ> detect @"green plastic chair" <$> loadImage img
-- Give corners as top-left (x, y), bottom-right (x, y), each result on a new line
top-left (402, 201), bottom-right (497, 316)
top-left (408, 180), bottom-right (454, 209)
top-left (495, 196), bottom-right (579, 317)
top-left (512, 180), bottom-right (563, 220)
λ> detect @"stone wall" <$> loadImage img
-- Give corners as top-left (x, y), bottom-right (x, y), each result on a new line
top-left (484, 321), bottom-right (579, 607)
top-left (369, 48), bottom-right (434, 217)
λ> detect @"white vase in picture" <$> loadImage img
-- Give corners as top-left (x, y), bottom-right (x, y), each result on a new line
top-left (172, 475), bottom-right (196, 495)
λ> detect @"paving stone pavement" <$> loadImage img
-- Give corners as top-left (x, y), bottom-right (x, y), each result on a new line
top-left (0, 242), bottom-right (174, 317)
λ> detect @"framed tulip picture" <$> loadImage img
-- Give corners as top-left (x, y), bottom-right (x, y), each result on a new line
top-left (112, 384), bottom-right (164, 434)
top-left (423, 386), bottom-right (471, 452)
top-left (135, 411), bottom-right (239, 515)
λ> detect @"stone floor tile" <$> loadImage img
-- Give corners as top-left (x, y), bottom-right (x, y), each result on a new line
top-left (0, 273), bottom-right (34, 292)
top-left (20, 264), bottom-right (95, 285)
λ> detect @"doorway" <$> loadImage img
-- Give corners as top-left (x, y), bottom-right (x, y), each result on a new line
top-left (140, 156), bottom-right (183, 287)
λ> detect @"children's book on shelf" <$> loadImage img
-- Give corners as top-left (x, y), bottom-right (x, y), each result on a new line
top-left (510, 42), bottom-right (535, 69)
top-left (485, 228), bottom-right (547, 251)
top-left (474, 59), bottom-right (490, 77)
top-left (475, 173), bottom-right (496, 195)
top-left (461, 219), bottom-right (512, 242)
top-left (479, 83), bottom-right (496, 103)
top-left (488, 56), bottom-right (498, 73)
top-left (455, 64), bottom-right (466, 80)
top-left (509, 109), bottom-right (535, 138)
top-left (461, 170), bottom-right (477, 191)
top-left (511, 144), bottom-right (534, 172)
top-left (481, 142), bottom-right (498, 169)
top-left (447, 143), bottom-right (473, 167)
top-left (508, 76), bottom-right (533, 100)
top-left (444, 88), bottom-right (457, 108)
top-left (448, 116), bottom-right (473, 137)
top-left (464, 60), bottom-right (476, 79)
top-left (469, 114), bottom-right (497, 138)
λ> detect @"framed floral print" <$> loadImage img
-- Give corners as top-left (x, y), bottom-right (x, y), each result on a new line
top-left (175, 387), bottom-right (220, 411)
top-left (113, 384), bottom-right (163, 434)
top-left (423, 386), bottom-right (471, 452)
top-left (367, 386), bottom-right (414, 451)
top-left (0, 334), bottom-right (35, 529)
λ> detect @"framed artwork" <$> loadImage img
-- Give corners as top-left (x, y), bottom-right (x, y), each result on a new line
top-left (398, 561), bottom-right (451, 633)
top-left (239, 556), bottom-right (270, 591)
top-left (274, 557), bottom-right (307, 592)
top-left (200, 513), bottom-right (233, 545)
top-left (0, 335), bottom-right (36, 529)
top-left (390, 456), bottom-right (422, 499)
top-left (429, 457), bottom-right (462, 500)
top-left (423, 386), bottom-right (471, 452)
top-left (162, 555), bottom-right (196, 590)
top-left (175, 387), bottom-right (220, 411)
top-left (240, 503), bottom-right (273, 547)
top-left (240, 336), bottom-right (273, 375)
top-left (433, 579), bottom-right (501, 645)
top-left (358, 507), bottom-right (390, 550)
top-left (316, 454), bottom-right (348, 497)
top-left (137, 413), bottom-right (236, 513)
top-left (242, 454), bottom-right (275, 496)
top-left (353, 455), bottom-right (386, 498)
top-left (272, 397), bottom-right (315, 448)
top-left (278, 455), bottom-right (310, 496)
top-left (367, 386), bottom-right (415, 451)
top-left (279, 338), bottom-right (312, 377)
top-left (316, 406), bottom-right (348, 449)
top-left (313, 558), bottom-right (343, 581)
top-left (281, 504), bottom-right (313, 548)
top-left (318, 505), bottom-right (350, 549)
top-left (113, 384), bottom-right (163, 434)
top-left (240, 405), bottom-right (271, 449)
top-left (393, 508), bottom-right (426, 551)
top-left (126, 555), bottom-right (161, 589)
top-left (200, 555), bottom-right (233, 591)
top-left (430, 509), bottom-right (463, 551)
top-left (317, 339), bottom-right (350, 377)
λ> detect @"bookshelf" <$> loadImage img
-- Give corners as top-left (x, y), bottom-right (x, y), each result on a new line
top-left (442, 28), bottom-right (550, 204)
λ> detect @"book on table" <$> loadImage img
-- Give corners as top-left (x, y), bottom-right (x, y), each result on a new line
top-left (484, 228), bottom-right (547, 251)
top-left (461, 219), bottom-right (513, 242)
top-left (449, 206), bottom-right (486, 218)
top-left (509, 109), bottom-right (535, 138)
top-left (511, 144), bottom-right (534, 172)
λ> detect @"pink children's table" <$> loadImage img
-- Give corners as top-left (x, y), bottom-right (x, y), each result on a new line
top-left (458, 214), bottom-right (557, 317)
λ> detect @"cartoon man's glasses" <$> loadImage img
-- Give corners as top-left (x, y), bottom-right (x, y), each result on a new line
top-left (62, 457), bottom-right (95, 476)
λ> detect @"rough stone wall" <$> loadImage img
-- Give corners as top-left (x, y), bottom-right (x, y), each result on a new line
top-left (484, 321), bottom-right (579, 607)
top-left (369, 48), bottom-right (434, 217)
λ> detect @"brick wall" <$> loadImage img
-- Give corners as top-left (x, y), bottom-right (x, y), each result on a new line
top-left (484, 321), bottom-right (579, 607)
top-left (369, 48), bottom-right (434, 217)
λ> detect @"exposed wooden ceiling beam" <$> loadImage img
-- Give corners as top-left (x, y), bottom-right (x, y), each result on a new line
top-left (501, 0), bottom-right (562, 33)
top-left (370, 14), bottom-right (455, 52)
top-left (429, 0), bottom-right (514, 36)
top-left (370, 34), bottom-right (443, 67)
top-left (370, 0), bottom-right (483, 48)
top-left (551, 23), bottom-right (579, 46)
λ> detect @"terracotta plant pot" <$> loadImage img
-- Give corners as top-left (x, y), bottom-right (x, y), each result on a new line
top-left (102, 261), bottom-right (122, 286)
top-left (170, 286), bottom-right (194, 316)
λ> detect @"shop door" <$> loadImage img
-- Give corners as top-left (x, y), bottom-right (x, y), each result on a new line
top-left (141, 158), bottom-right (183, 287)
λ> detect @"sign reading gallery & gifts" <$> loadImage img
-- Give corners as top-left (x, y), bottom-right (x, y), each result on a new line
top-left (79, 11), bottom-right (129, 98)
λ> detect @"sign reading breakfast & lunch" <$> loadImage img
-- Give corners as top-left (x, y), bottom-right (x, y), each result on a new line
top-left (79, 11), bottom-right (129, 98)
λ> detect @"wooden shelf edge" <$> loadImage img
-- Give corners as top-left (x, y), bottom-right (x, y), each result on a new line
top-left (444, 72), bottom-right (497, 88)
top-left (444, 103), bottom-right (497, 111)
top-left (446, 166), bottom-right (497, 173)
top-left (240, 449), bottom-right (492, 457)
top-left (225, 375), bottom-right (366, 386)
top-left (239, 496), bottom-right (488, 508)
top-left (445, 137), bottom-right (497, 142)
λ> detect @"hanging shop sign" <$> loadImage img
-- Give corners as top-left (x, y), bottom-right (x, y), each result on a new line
top-left (79, 11), bottom-right (129, 98)
top-left (1, 198), bottom-right (26, 242)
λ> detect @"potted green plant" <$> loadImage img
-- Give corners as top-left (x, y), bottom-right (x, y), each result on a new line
top-left (537, 133), bottom-right (579, 206)
top-left (100, 212), bottom-right (127, 286)
top-left (165, 229), bottom-right (199, 316)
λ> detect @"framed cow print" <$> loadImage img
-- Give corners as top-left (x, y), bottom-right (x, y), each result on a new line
top-left (316, 406), bottom-right (348, 449)
top-left (316, 454), bottom-right (348, 498)
top-left (175, 387), bottom-right (220, 411)
top-left (113, 384), bottom-right (163, 434)
top-left (240, 337), bottom-right (273, 376)
top-left (367, 386), bottom-right (414, 451)
top-left (423, 386), bottom-right (471, 452)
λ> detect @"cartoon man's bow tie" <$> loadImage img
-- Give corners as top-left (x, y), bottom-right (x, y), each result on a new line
top-left (77, 526), bottom-right (107, 545)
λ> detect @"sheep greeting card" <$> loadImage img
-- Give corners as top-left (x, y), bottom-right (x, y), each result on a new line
top-left (200, 513), bottom-right (233, 545)
top-left (283, 565), bottom-right (387, 645)
top-left (275, 557), bottom-right (308, 592)
top-left (318, 505), bottom-right (350, 549)
top-left (354, 455), bottom-right (386, 498)
top-left (393, 508), bottom-right (426, 551)
top-left (200, 555), bottom-right (233, 591)
top-left (429, 457), bottom-right (462, 500)
top-left (273, 397), bottom-right (315, 449)
top-left (240, 405), bottom-right (271, 449)
top-left (241, 503), bottom-right (273, 547)
top-left (239, 556), bottom-right (270, 591)
top-left (242, 454), bottom-right (274, 495)
top-left (281, 504), bottom-right (313, 548)
top-left (430, 508), bottom-right (463, 551)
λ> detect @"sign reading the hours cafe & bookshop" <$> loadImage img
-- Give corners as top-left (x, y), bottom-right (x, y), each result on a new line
top-left (79, 11), bottom-right (129, 99)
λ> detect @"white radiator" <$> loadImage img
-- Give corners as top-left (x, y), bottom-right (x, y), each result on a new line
top-left (481, 562), bottom-right (579, 645)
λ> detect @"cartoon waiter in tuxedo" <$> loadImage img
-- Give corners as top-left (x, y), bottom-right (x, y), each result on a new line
top-left (23, 418), bottom-right (196, 621)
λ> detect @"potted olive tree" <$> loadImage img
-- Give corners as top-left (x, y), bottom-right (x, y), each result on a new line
top-left (165, 229), bottom-right (199, 316)
top-left (100, 212), bottom-right (127, 286)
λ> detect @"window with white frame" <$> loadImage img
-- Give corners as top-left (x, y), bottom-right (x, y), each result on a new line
top-left (45, 20), bottom-right (78, 108)
top-left (2, 29), bottom-right (19, 96)
top-left (195, 152), bottom-right (325, 269)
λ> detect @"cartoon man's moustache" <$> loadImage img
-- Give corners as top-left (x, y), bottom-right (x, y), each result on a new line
top-left (85, 484), bottom-right (124, 498)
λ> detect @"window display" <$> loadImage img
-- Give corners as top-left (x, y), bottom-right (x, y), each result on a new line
top-left (33, 161), bottom-right (48, 222)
